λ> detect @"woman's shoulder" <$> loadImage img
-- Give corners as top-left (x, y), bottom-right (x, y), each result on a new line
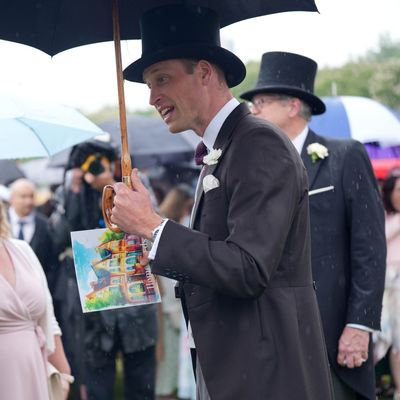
top-left (7, 238), bottom-right (38, 262)
top-left (8, 238), bottom-right (31, 251)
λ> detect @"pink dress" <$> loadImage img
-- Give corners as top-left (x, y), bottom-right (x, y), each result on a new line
top-left (0, 240), bottom-right (50, 400)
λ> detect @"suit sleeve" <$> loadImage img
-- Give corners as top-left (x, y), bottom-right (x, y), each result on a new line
top-left (151, 127), bottom-right (304, 298)
top-left (342, 141), bottom-right (386, 329)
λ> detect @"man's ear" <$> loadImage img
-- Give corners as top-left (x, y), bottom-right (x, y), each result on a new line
top-left (289, 98), bottom-right (302, 118)
top-left (197, 60), bottom-right (213, 84)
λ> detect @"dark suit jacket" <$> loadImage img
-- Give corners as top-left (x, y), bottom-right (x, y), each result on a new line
top-left (152, 104), bottom-right (333, 400)
top-left (30, 212), bottom-right (55, 269)
top-left (301, 130), bottom-right (386, 399)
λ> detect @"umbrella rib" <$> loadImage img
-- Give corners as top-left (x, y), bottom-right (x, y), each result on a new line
top-left (16, 118), bottom-right (51, 157)
top-left (49, 0), bottom-right (64, 56)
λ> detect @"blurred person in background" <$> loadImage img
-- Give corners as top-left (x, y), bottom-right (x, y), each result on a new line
top-left (374, 167), bottom-right (400, 400)
top-left (8, 178), bottom-right (57, 293)
top-left (49, 139), bottom-right (158, 400)
top-left (156, 184), bottom-right (194, 400)
top-left (0, 198), bottom-right (72, 400)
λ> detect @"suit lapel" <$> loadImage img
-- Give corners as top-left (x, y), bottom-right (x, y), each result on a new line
top-left (190, 103), bottom-right (250, 228)
top-left (191, 141), bottom-right (234, 228)
top-left (301, 130), bottom-right (325, 189)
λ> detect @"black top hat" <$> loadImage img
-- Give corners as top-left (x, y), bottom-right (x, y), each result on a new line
top-left (123, 5), bottom-right (246, 88)
top-left (240, 52), bottom-right (325, 115)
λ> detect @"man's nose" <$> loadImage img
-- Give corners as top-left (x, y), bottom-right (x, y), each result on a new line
top-left (149, 88), bottom-right (161, 107)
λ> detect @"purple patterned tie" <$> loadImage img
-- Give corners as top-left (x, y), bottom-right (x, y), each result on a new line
top-left (194, 141), bottom-right (207, 166)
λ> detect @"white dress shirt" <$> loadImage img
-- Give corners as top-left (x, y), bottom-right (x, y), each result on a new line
top-left (8, 207), bottom-right (35, 243)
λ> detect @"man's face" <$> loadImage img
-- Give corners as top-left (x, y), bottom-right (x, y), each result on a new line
top-left (143, 59), bottom-right (204, 133)
top-left (250, 94), bottom-right (292, 131)
top-left (11, 183), bottom-right (35, 217)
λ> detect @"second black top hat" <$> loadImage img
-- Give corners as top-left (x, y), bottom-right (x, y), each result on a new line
top-left (240, 51), bottom-right (325, 115)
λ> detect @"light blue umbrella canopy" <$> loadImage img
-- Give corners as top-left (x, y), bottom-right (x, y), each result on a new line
top-left (309, 96), bottom-right (400, 146)
top-left (0, 95), bottom-right (104, 159)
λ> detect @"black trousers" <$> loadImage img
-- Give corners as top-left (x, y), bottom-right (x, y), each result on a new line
top-left (86, 345), bottom-right (156, 400)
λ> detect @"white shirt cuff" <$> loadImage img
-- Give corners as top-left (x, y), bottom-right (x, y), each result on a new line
top-left (148, 219), bottom-right (169, 260)
top-left (346, 323), bottom-right (374, 333)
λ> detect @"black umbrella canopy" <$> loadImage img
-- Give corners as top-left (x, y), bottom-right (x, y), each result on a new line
top-left (47, 116), bottom-right (199, 169)
top-left (1, 0), bottom-right (318, 56)
top-left (0, 160), bottom-right (25, 185)
top-left (101, 115), bottom-right (198, 169)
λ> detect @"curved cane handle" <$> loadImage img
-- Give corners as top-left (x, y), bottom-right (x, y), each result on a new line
top-left (102, 184), bottom-right (122, 233)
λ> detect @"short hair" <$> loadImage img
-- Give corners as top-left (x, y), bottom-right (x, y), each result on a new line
top-left (180, 59), bottom-right (227, 85)
top-left (282, 96), bottom-right (312, 121)
top-left (299, 100), bottom-right (312, 121)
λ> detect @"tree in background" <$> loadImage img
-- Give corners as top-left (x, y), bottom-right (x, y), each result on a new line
top-left (315, 34), bottom-right (400, 109)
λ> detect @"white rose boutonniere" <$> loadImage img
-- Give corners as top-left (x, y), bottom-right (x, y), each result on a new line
top-left (203, 148), bottom-right (222, 165)
top-left (307, 142), bottom-right (329, 163)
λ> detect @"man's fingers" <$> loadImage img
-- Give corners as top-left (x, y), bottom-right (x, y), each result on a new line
top-left (337, 352), bottom-right (346, 366)
top-left (130, 168), bottom-right (147, 193)
top-left (113, 181), bottom-right (130, 195)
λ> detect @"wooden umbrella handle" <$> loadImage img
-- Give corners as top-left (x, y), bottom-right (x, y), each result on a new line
top-left (102, 0), bottom-right (132, 232)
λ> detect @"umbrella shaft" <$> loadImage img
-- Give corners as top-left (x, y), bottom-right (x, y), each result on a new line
top-left (112, 0), bottom-right (132, 182)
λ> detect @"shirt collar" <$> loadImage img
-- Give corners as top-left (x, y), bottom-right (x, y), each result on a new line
top-left (202, 98), bottom-right (240, 151)
top-left (9, 207), bottom-right (35, 224)
top-left (291, 126), bottom-right (309, 154)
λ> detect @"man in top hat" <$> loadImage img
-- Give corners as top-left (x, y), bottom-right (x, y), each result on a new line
top-left (241, 51), bottom-right (386, 400)
top-left (111, 5), bottom-right (333, 400)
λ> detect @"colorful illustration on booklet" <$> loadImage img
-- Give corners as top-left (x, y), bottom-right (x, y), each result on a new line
top-left (71, 228), bottom-right (161, 312)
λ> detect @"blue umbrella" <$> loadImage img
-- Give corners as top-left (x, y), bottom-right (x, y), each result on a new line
top-left (0, 95), bottom-right (104, 159)
top-left (309, 96), bottom-right (400, 146)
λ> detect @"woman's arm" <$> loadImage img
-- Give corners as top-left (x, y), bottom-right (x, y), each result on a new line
top-left (48, 335), bottom-right (73, 399)
top-left (48, 335), bottom-right (70, 374)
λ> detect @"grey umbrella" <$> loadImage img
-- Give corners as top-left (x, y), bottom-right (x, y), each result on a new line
top-left (0, 160), bottom-right (25, 185)
top-left (101, 115), bottom-right (198, 168)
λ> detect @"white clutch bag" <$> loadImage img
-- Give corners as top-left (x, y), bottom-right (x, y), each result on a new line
top-left (47, 362), bottom-right (63, 400)
top-left (47, 362), bottom-right (74, 400)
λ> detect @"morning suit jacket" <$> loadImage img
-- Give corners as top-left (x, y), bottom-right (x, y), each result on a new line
top-left (151, 104), bottom-right (334, 400)
top-left (301, 130), bottom-right (386, 399)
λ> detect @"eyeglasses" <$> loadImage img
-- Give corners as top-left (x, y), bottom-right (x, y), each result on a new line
top-left (249, 95), bottom-right (292, 111)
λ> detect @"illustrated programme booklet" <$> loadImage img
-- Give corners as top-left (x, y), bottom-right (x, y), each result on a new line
top-left (71, 228), bottom-right (161, 313)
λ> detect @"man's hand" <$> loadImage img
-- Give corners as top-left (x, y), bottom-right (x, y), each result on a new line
top-left (337, 326), bottom-right (369, 368)
top-left (111, 169), bottom-right (163, 239)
